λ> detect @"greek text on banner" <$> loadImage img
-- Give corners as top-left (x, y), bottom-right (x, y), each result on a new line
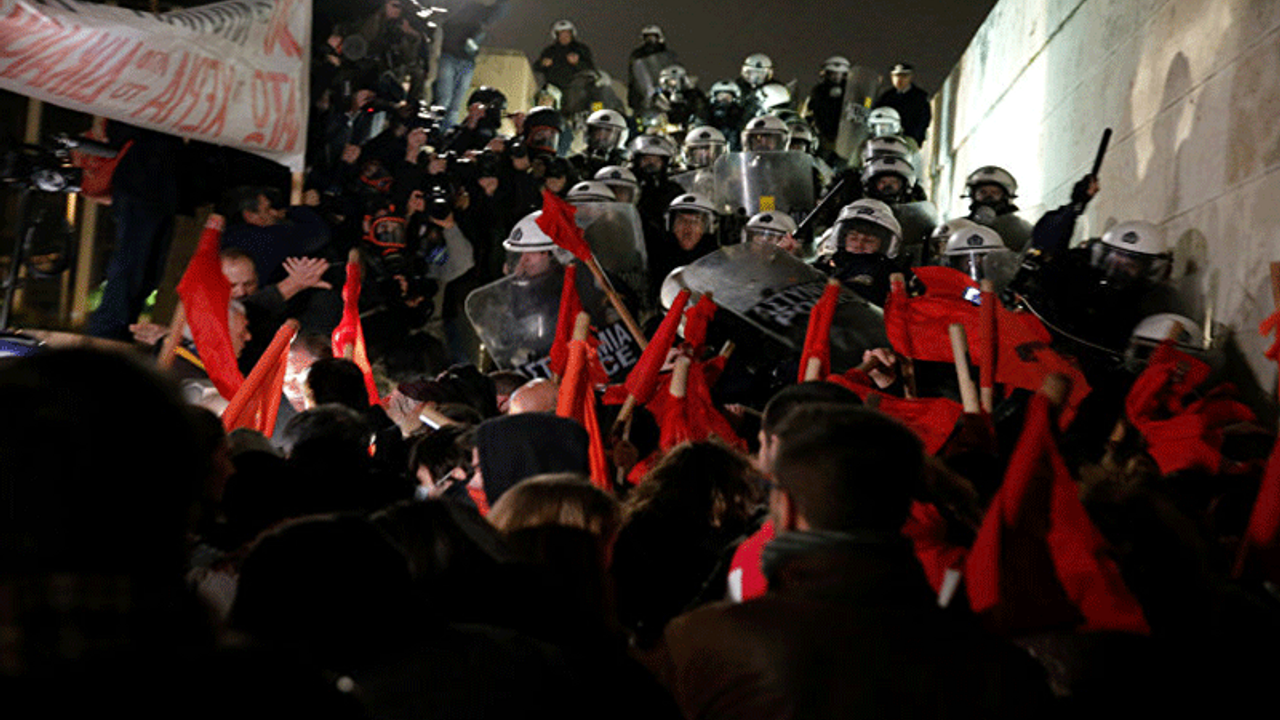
top-left (0, 0), bottom-right (310, 172)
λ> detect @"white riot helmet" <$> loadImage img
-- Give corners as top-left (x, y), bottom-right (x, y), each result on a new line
top-left (659, 64), bottom-right (691, 92)
top-left (683, 126), bottom-right (727, 169)
top-left (741, 114), bottom-right (789, 152)
top-left (566, 180), bottom-right (617, 204)
top-left (929, 217), bottom-right (979, 264)
top-left (742, 211), bottom-right (798, 244)
top-left (821, 55), bottom-right (851, 81)
top-left (786, 120), bottom-right (816, 154)
top-left (710, 80), bottom-right (742, 104)
top-left (861, 135), bottom-right (913, 164)
top-left (640, 25), bottom-right (664, 43)
top-left (630, 134), bottom-right (676, 158)
top-left (756, 82), bottom-right (792, 113)
top-left (867, 107), bottom-right (902, 137)
top-left (1125, 313), bottom-right (1205, 369)
top-left (740, 53), bottom-right (774, 87)
top-left (834, 199), bottom-right (902, 258)
top-left (965, 165), bottom-right (1018, 200)
top-left (550, 19), bottom-right (577, 40)
top-left (861, 155), bottom-right (917, 203)
top-left (503, 211), bottom-right (574, 264)
top-left (585, 108), bottom-right (628, 154)
top-left (942, 225), bottom-right (1007, 282)
top-left (1092, 220), bottom-right (1173, 286)
top-left (666, 193), bottom-right (719, 234)
top-left (594, 165), bottom-right (640, 204)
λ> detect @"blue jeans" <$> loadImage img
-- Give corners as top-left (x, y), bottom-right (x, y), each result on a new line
top-left (433, 53), bottom-right (476, 131)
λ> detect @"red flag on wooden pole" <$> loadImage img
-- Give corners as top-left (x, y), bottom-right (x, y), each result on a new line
top-left (331, 249), bottom-right (379, 405)
top-left (176, 214), bottom-right (244, 400)
top-left (799, 278), bottom-right (842, 382)
top-left (966, 377), bottom-right (1149, 635)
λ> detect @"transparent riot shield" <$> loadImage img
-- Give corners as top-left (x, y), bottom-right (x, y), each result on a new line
top-left (573, 201), bottom-right (650, 312)
top-left (673, 242), bottom-right (888, 373)
top-left (465, 263), bottom-right (643, 381)
top-left (671, 168), bottom-right (716, 197)
top-left (629, 51), bottom-right (679, 111)
top-left (833, 65), bottom-right (883, 161)
top-left (892, 200), bottom-right (940, 266)
top-left (711, 151), bottom-right (816, 221)
top-left (985, 213), bottom-right (1034, 253)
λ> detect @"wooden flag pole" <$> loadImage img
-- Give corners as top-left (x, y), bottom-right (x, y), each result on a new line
top-left (157, 301), bottom-right (186, 370)
top-left (949, 323), bottom-right (981, 414)
top-left (584, 254), bottom-right (647, 350)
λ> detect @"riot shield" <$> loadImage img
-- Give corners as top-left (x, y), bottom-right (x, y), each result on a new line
top-left (984, 213), bottom-right (1034, 253)
top-left (465, 263), bottom-right (643, 381)
top-left (711, 152), bottom-right (816, 221)
top-left (892, 200), bottom-right (940, 266)
top-left (671, 168), bottom-right (716, 197)
top-left (833, 65), bottom-right (883, 161)
top-left (573, 201), bottom-right (650, 312)
top-left (629, 51), bottom-right (679, 111)
top-left (674, 242), bottom-right (888, 372)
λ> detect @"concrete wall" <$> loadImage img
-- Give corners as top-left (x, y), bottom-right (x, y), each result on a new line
top-left (928, 0), bottom-right (1280, 398)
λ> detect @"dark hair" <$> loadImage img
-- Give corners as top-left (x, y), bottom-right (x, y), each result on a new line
top-left (407, 425), bottom-right (474, 485)
top-left (307, 357), bottom-right (370, 410)
top-left (761, 380), bottom-right (862, 435)
top-left (772, 404), bottom-right (923, 532)
top-left (626, 440), bottom-right (762, 534)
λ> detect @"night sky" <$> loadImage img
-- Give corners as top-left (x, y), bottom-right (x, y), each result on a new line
top-left (481, 0), bottom-right (999, 99)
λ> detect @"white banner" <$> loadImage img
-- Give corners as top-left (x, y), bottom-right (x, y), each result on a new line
top-left (0, 0), bottom-right (310, 171)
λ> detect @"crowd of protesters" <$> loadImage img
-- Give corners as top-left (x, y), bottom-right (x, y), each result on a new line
top-left (6, 6), bottom-right (1280, 720)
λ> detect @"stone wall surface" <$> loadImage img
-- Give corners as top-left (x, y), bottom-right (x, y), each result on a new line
top-left (928, 0), bottom-right (1280, 401)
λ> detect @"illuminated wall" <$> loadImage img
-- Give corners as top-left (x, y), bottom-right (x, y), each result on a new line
top-left (928, 0), bottom-right (1280, 392)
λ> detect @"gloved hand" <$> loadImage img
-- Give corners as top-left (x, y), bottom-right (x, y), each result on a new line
top-left (1071, 174), bottom-right (1099, 211)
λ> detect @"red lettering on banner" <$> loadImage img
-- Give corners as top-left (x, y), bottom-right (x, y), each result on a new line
top-left (172, 55), bottom-right (212, 130)
top-left (74, 40), bottom-right (143, 105)
top-left (1, 25), bottom-right (89, 87)
top-left (131, 51), bottom-right (189, 123)
top-left (44, 33), bottom-right (125, 96)
top-left (194, 63), bottom-right (234, 138)
top-left (110, 82), bottom-right (149, 102)
top-left (243, 67), bottom-right (270, 145)
top-left (262, 0), bottom-right (302, 58)
top-left (242, 70), bottom-right (298, 151)
top-left (136, 49), bottom-right (170, 76)
top-left (0, 3), bottom-right (56, 60)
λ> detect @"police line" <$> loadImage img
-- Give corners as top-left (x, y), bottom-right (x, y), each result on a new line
top-left (0, 0), bottom-right (309, 171)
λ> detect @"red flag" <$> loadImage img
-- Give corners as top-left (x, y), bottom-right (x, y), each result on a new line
top-left (223, 320), bottom-right (297, 433)
top-left (728, 520), bottom-right (775, 602)
top-left (828, 373), bottom-right (965, 455)
top-left (1125, 342), bottom-right (1255, 475)
top-left (176, 214), bottom-right (244, 400)
top-left (902, 500), bottom-right (969, 594)
top-left (624, 289), bottom-right (690, 404)
top-left (556, 317), bottom-right (611, 491)
top-left (798, 278), bottom-right (841, 382)
top-left (549, 264), bottom-right (582, 377)
top-left (885, 267), bottom-right (1090, 425)
top-left (649, 358), bottom-right (745, 453)
top-left (682, 293), bottom-right (718, 353)
top-left (331, 253), bottom-right (380, 405)
top-left (1234, 309), bottom-right (1280, 583)
top-left (537, 189), bottom-right (593, 262)
top-left (966, 392), bottom-right (1150, 635)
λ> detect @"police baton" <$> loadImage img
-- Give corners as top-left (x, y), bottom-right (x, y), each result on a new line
top-left (794, 174), bottom-right (849, 238)
top-left (1090, 128), bottom-right (1112, 179)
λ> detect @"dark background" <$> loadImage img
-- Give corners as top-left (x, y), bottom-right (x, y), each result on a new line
top-left (479, 0), bottom-right (1000, 97)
